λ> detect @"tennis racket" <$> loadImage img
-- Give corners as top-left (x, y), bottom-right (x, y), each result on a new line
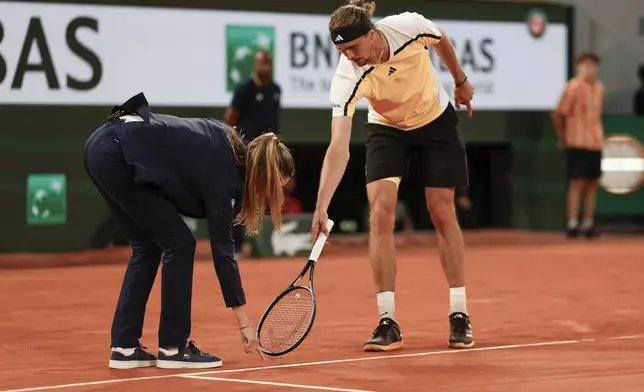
top-left (256, 219), bottom-right (335, 356)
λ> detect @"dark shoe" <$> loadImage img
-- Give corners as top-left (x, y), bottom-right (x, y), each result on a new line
top-left (448, 312), bottom-right (474, 349)
top-left (157, 341), bottom-right (222, 369)
top-left (566, 226), bottom-right (580, 239)
top-left (108, 342), bottom-right (157, 369)
top-left (363, 318), bottom-right (404, 352)
top-left (582, 225), bottom-right (598, 239)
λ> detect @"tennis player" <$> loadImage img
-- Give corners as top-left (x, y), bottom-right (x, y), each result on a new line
top-left (311, 0), bottom-right (475, 351)
top-left (84, 92), bottom-right (293, 369)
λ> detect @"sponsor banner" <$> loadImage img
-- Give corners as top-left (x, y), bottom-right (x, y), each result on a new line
top-left (26, 173), bottom-right (66, 225)
top-left (0, 2), bottom-right (567, 109)
top-left (255, 213), bottom-right (314, 258)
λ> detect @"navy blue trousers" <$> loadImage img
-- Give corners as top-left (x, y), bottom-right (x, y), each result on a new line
top-left (84, 124), bottom-right (195, 349)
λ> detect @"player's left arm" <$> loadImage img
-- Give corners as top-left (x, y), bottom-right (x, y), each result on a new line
top-left (406, 12), bottom-right (472, 115)
top-left (204, 192), bottom-right (260, 332)
top-left (552, 81), bottom-right (574, 146)
top-left (433, 28), bottom-right (467, 86)
top-left (405, 12), bottom-right (467, 86)
top-left (205, 193), bottom-right (247, 309)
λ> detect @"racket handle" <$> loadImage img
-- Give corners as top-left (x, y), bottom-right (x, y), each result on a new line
top-left (310, 219), bottom-right (334, 262)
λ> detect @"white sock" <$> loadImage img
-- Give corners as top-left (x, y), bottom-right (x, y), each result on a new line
top-left (377, 291), bottom-right (395, 321)
top-left (449, 287), bottom-right (468, 315)
top-left (581, 218), bottom-right (593, 230)
top-left (111, 347), bottom-right (136, 356)
top-left (568, 218), bottom-right (578, 229)
top-left (159, 341), bottom-right (189, 356)
top-left (159, 347), bottom-right (179, 356)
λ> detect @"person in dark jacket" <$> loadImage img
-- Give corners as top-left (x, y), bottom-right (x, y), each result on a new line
top-left (84, 92), bottom-right (294, 370)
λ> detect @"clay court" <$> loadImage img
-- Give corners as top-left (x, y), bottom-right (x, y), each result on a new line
top-left (1, 232), bottom-right (643, 392)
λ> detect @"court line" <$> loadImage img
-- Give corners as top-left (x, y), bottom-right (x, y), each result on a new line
top-left (607, 335), bottom-right (642, 340)
top-left (2, 335), bottom-right (640, 392)
top-left (181, 375), bottom-right (374, 392)
top-left (1, 375), bottom-right (180, 392)
top-left (197, 339), bottom-right (585, 376)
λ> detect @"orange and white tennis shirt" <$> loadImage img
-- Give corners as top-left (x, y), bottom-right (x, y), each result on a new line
top-left (330, 12), bottom-right (451, 131)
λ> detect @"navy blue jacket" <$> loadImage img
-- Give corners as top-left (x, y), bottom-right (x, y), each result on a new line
top-left (108, 92), bottom-right (246, 308)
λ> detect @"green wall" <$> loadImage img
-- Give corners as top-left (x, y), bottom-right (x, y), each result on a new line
top-left (0, 106), bottom-right (569, 253)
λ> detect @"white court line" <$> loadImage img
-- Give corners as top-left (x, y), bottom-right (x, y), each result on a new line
top-left (2, 335), bottom-right (640, 392)
top-left (1, 375), bottom-right (180, 392)
top-left (198, 339), bottom-right (583, 376)
top-left (608, 335), bottom-right (642, 340)
top-left (181, 374), bottom-right (374, 392)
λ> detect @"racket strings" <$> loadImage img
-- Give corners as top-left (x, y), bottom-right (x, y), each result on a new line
top-left (258, 287), bottom-right (315, 353)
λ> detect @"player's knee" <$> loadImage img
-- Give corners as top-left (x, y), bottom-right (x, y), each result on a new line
top-left (370, 200), bottom-right (396, 234)
top-left (427, 201), bottom-right (456, 231)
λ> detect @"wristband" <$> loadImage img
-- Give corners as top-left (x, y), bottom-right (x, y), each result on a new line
top-left (456, 76), bottom-right (468, 87)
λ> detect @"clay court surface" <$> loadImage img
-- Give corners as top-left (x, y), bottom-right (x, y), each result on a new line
top-left (1, 232), bottom-right (643, 391)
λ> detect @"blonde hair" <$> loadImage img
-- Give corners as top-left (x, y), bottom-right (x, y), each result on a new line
top-left (231, 131), bottom-right (294, 234)
top-left (329, 0), bottom-right (376, 31)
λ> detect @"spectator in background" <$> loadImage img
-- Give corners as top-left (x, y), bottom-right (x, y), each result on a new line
top-left (282, 177), bottom-right (304, 215)
top-left (454, 186), bottom-right (476, 229)
top-left (552, 52), bottom-right (605, 239)
top-left (634, 64), bottom-right (644, 116)
top-left (224, 49), bottom-right (282, 141)
top-left (224, 49), bottom-right (282, 256)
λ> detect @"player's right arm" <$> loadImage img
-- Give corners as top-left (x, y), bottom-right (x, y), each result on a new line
top-left (316, 117), bottom-right (352, 213)
top-left (312, 58), bottom-right (363, 241)
top-left (551, 81), bottom-right (574, 146)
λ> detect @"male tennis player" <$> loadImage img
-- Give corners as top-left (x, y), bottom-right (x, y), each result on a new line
top-left (85, 92), bottom-right (292, 369)
top-left (311, 0), bottom-right (475, 351)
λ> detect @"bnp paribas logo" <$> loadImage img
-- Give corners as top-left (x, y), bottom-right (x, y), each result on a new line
top-left (26, 173), bottom-right (67, 225)
top-left (225, 25), bottom-right (275, 92)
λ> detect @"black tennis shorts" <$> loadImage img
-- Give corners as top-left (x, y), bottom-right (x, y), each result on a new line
top-left (364, 103), bottom-right (468, 188)
top-left (566, 148), bottom-right (602, 180)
